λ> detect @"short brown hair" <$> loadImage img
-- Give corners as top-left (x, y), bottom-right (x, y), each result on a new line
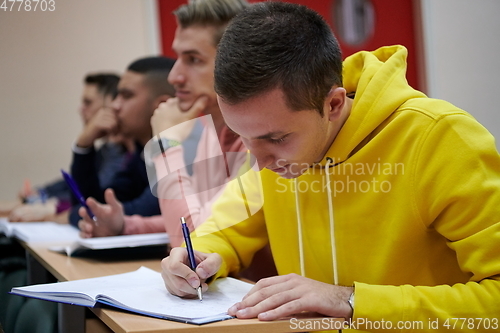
top-left (174, 0), bottom-right (249, 46)
top-left (215, 2), bottom-right (343, 115)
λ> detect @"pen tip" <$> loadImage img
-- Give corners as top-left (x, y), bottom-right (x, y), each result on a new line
top-left (197, 287), bottom-right (203, 302)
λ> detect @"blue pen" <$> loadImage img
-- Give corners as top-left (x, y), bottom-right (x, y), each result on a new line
top-left (61, 169), bottom-right (98, 225)
top-left (181, 217), bottom-right (202, 301)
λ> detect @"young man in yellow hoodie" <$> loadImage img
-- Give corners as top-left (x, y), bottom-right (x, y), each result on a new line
top-left (162, 2), bottom-right (500, 331)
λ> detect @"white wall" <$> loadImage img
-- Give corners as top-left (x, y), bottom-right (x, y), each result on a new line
top-left (0, 0), bottom-right (160, 200)
top-left (1, 0), bottom-right (499, 200)
top-left (421, 0), bottom-right (500, 144)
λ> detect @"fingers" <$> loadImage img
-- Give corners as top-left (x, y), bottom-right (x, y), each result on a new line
top-left (231, 287), bottom-right (300, 320)
top-left (181, 95), bottom-right (208, 116)
top-left (161, 248), bottom-right (202, 297)
top-left (78, 219), bottom-right (93, 238)
top-left (161, 248), bottom-right (219, 298)
top-left (104, 188), bottom-right (122, 211)
top-left (195, 251), bottom-right (222, 280)
top-left (78, 206), bottom-right (94, 237)
top-left (85, 196), bottom-right (101, 214)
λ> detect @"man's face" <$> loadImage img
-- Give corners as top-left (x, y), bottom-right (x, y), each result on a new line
top-left (169, 25), bottom-right (218, 112)
top-left (111, 71), bottom-right (154, 141)
top-left (79, 84), bottom-right (110, 124)
top-left (218, 88), bottom-right (333, 179)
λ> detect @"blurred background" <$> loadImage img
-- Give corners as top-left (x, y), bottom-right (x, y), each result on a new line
top-left (1, 0), bottom-right (499, 200)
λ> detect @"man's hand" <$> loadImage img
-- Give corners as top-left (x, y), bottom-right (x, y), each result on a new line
top-left (228, 274), bottom-right (353, 321)
top-left (9, 201), bottom-right (57, 222)
top-left (151, 96), bottom-right (208, 140)
top-left (77, 188), bottom-right (124, 238)
top-left (161, 247), bottom-right (222, 298)
top-left (76, 107), bottom-right (118, 148)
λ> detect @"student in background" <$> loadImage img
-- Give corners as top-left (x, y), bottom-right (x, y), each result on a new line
top-left (161, 2), bottom-right (500, 329)
top-left (78, 0), bottom-right (276, 282)
top-left (69, 57), bottom-right (175, 229)
top-left (9, 73), bottom-right (129, 222)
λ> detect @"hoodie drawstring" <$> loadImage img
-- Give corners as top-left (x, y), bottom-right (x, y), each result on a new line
top-left (294, 158), bottom-right (338, 284)
top-left (325, 157), bottom-right (339, 285)
top-left (294, 177), bottom-right (306, 277)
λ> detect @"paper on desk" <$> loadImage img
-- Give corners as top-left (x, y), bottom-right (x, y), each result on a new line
top-left (49, 233), bottom-right (170, 256)
top-left (0, 218), bottom-right (81, 243)
top-left (11, 266), bottom-right (254, 324)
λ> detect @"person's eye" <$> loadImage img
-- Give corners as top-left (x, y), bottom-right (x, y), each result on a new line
top-left (189, 56), bottom-right (202, 64)
top-left (269, 136), bottom-right (288, 145)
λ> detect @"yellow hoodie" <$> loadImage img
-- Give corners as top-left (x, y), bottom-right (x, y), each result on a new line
top-left (191, 45), bottom-right (500, 332)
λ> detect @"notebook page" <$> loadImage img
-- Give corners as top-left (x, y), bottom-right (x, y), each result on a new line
top-left (97, 269), bottom-right (253, 321)
top-left (0, 220), bottom-right (81, 243)
top-left (78, 233), bottom-right (169, 249)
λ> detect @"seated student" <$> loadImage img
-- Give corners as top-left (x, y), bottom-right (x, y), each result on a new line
top-left (77, 0), bottom-right (249, 245)
top-left (68, 57), bottom-right (175, 228)
top-left (78, 0), bottom-right (276, 282)
top-left (9, 73), bottom-right (130, 222)
top-left (161, 2), bottom-right (500, 330)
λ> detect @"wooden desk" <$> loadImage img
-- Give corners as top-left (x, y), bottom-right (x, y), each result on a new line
top-left (23, 243), bottom-right (338, 333)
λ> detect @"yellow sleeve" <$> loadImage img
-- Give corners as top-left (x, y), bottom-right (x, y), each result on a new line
top-left (353, 112), bottom-right (500, 332)
top-left (191, 166), bottom-right (268, 280)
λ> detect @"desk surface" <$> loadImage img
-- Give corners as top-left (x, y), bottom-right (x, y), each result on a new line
top-left (24, 243), bottom-right (336, 333)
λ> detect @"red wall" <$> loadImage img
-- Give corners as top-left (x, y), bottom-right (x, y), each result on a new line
top-left (157, 0), bottom-right (420, 90)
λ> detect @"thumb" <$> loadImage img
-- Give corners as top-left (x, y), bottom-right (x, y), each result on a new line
top-left (104, 188), bottom-right (122, 210)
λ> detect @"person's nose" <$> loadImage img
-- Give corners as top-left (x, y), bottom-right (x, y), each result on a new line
top-left (168, 60), bottom-right (185, 86)
top-left (111, 97), bottom-right (121, 114)
top-left (244, 141), bottom-right (274, 171)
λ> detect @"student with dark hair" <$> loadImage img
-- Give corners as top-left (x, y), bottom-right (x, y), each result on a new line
top-left (69, 57), bottom-right (176, 229)
top-left (77, 0), bottom-right (276, 282)
top-left (161, 2), bottom-right (500, 330)
top-left (9, 73), bottom-right (126, 222)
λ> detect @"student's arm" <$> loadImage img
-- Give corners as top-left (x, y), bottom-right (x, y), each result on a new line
top-left (70, 146), bottom-right (103, 202)
top-left (351, 113), bottom-right (500, 331)
top-left (153, 144), bottom-right (229, 247)
top-left (71, 107), bottom-right (118, 202)
top-left (162, 167), bottom-right (268, 292)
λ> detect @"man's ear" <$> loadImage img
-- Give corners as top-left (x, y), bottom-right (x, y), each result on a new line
top-left (324, 87), bottom-right (346, 122)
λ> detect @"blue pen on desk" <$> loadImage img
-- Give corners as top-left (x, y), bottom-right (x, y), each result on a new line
top-left (181, 217), bottom-right (202, 302)
top-left (60, 169), bottom-right (98, 225)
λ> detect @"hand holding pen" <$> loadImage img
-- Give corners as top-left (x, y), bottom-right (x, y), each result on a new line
top-left (160, 220), bottom-right (223, 300)
top-left (61, 169), bottom-right (98, 225)
top-left (181, 217), bottom-right (203, 301)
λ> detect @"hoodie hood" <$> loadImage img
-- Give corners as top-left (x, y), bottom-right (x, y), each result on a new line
top-left (315, 45), bottom-right (426, 167)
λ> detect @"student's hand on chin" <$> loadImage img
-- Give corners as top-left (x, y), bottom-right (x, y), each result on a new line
top-left (151, 96), bottom-right (208, 139)
top-left (227, 274), bottom-right (353, 321)
top-left (161, 247), bottom-right (222, 298)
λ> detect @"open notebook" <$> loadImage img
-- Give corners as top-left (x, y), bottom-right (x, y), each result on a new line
top-left (11, 266), bottom-right (254, 325)
top-left (0, 218), bottom-right (169, 257)
top-left (0, 218), bottom-right (81, 243)
top-left (49, 233), bottom-right (169, 257)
